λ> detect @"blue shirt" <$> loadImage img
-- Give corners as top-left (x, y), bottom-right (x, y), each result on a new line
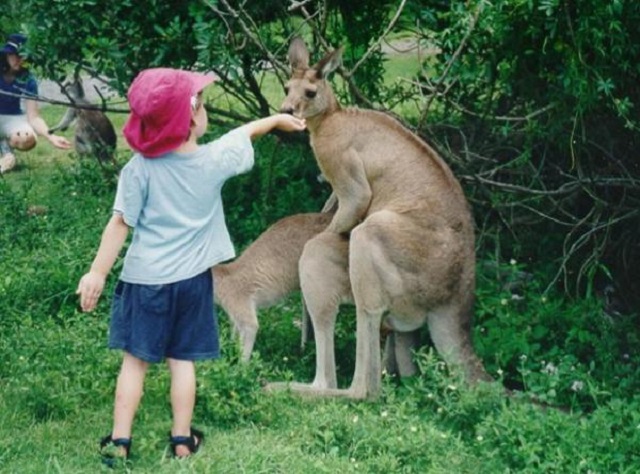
top-left (114, 127), bottom-right (254, 284)
top-left (0, 71), bottom-right (38, 115)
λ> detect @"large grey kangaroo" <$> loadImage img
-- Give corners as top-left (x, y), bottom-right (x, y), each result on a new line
top-left (269, 37), bottom-right (492, 399)
top-left (49, 78), bottom-right (117, 165)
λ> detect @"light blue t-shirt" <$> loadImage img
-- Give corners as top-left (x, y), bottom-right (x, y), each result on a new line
top-left (114, 127), bottom-right (254, 284)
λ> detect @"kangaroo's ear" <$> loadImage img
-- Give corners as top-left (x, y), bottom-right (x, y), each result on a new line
top-left (314, 47), bottom-right (342, 79)
top-left (288, 36), bottom-right (310, 71)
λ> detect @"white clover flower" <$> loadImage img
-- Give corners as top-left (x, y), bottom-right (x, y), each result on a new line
top-left (352, 415), bottom-right (359, 423)
top-left (510, 259), bottom-right (517, 265)
top-left (571, 380), bottom-right (584, 392)
top-left (541, 296), bottom-right (547, 303)
top-left (447, 385), bottom-right (457, 391)
top-left (497, 368), bottom-right (504, 376)
top-left (410, 426), bottom-right (418, 433)
top-left (500, 298), bottom-right (509, 305)
top-left (476, 435), bottom-right (484, 442)
top-left (381, 411), bottom-right (388, 418)
top-left (542, 362), bottom-right (558, 375)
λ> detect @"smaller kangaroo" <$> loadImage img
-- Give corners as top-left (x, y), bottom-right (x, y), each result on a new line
top-left (49, 78), bottom-right (117, 165)
top-left (212, 212), bottom-right (338, 361)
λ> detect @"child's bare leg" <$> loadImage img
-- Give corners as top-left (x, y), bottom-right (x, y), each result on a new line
top-left (167, 357), bottom-right (197, 457)
top-left (112, 352), bottom-right (149, 442)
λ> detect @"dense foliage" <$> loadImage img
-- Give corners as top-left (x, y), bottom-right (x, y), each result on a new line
top-left (415, 0), bottom-right (640, 307)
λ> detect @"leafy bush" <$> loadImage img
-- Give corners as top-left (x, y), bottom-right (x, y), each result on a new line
top-left (415, 0), bottom-right (640, 303)
top-left (473, 258), bottom-right (640, 411)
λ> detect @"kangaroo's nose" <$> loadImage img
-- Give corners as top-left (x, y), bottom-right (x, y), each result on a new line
top-left (280, 106), bottom-right (294, 115)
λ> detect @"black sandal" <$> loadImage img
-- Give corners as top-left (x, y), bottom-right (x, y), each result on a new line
top-left (99, 434), bottom-right (131, 467)
top-left (169, 427), bottom-right (204, 457)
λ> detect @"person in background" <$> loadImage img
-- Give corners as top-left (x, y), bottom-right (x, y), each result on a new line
top-left (76, 67), bottom-right (306, 465)
top-left (0, 33), bottom-right (71, 173)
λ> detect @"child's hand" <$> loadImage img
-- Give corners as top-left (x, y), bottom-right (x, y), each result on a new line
top-left (244, 114), bottom-right (306, 140)
top-left (275, 114), bottom-right (306, 132)
top-left (76, 271), bottom-right (106, 312)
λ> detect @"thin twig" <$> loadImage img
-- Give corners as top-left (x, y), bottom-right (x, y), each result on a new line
top-left (349, 0), bottom-right (408, 76)
top-left (210, 0), bottom-right (288, 74)
top-left (463, 174), bottom-right (580, 196)
top-left (437, 96), bottom-right (558, 123)
top-left (288, 0), bottom-right (314, 11)
top-left (419, 5), bottom-right (482, 127)
top-left (544, 209), bottom-right (638, 295)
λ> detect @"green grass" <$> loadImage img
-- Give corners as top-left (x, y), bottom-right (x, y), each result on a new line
top-left (1, 74), bottom-right (640, 472)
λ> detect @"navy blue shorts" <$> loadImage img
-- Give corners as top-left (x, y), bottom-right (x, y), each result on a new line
top-left (109, 270), bottom-right (219, 363)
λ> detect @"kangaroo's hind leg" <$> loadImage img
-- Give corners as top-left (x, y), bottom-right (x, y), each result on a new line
top-left (265, 230), bottom-right (350, 395)
top-left (383, 329), bottom-right (422, 378)
top-left (347, 208), bottom-right (484, 398)
top-left (299, 231), bottom-right (351, 390)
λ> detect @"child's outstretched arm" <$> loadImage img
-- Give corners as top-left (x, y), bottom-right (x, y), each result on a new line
top-left (76, 213), bottom-right (130, 312)
top-left (240, 113), bottom-right (306, 140)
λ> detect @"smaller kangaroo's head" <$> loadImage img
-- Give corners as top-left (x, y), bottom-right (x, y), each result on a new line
top-left (280, 37), bottom-right (342, 120)
top-left (61, 77), bottom-right (86, 102)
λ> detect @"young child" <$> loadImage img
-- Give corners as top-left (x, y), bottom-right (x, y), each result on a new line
top-left (76, 67), bottom-right (306, 464)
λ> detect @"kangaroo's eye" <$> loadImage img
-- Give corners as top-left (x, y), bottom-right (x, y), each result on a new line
top-left (305, 90), bottom-right (317, 99)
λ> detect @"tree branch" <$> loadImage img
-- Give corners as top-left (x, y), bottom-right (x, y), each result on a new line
top-left (419, 5), bottom-right (482, 127)
top-left (348, 0), bottom-right (408, 77)
top-left (0, 90), bottom-right (129, 113)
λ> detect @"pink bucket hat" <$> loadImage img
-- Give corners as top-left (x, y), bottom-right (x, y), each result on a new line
top-left (123, 68), bottom-right (216, 157)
